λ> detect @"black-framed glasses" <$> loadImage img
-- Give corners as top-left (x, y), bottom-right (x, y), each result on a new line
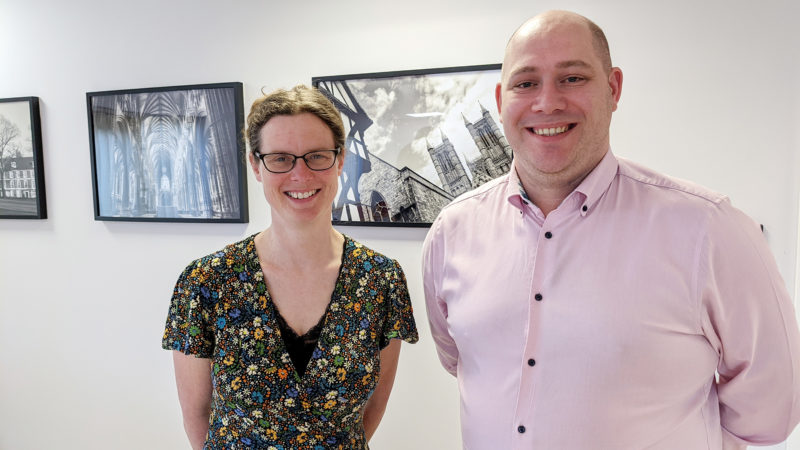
top-left (254, 148), bottom-right (340, 173)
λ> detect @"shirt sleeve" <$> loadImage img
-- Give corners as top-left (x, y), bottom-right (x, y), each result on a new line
top-left (697, 199), bottom-right (800, 445)
top-left (422, 216), bottom-right (459, 377)
top-left (379, 259), bottom-right (419, 349)
top-left (161, 260), bottom-right (216, 358)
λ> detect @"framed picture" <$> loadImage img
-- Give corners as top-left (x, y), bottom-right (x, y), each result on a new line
top-left (0, 97), bottom-right (46, 219)
top-left (313, 64), bottom-right (510, 227)
top-left (86, 82), bottom-right (248, 223)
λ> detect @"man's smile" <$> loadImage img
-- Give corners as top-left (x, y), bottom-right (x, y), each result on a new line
top-left (529, 124), bottom-right (576, 136)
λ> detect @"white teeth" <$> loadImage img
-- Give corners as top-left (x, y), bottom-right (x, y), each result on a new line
top-left (533, 125), bottom-right (569, 136)
top-left (287, 190), bottom-right (317, 199)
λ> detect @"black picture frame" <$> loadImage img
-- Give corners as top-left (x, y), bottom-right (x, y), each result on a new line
top-left (313, 64), bottom-right (510, 227)
top-left (0, 96), bottom-right (46, 219)
top-left (86, 82), bottom-right (248, 223)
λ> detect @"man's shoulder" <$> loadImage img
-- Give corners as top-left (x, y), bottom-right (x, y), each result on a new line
top-left (438, 174), bottom-right (511, 218)
top-left (616, 157), bottom-right (727, 206)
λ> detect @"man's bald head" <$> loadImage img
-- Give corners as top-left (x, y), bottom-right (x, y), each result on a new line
top-left (504, 11), bottom-right (612, 76)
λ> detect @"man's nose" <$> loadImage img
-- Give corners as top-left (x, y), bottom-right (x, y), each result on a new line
top-left (533, 83), bottom-right (566, 114)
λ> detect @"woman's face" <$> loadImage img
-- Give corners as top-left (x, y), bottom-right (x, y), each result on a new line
top-left (248, 113), bottom-right (343, 227)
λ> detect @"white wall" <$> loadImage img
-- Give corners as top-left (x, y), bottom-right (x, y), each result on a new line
top-left (1, 0), bottom-right (798, 449)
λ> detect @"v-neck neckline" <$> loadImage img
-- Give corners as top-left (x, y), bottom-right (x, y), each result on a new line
top-left (248, 233), bottom-right (351, 382)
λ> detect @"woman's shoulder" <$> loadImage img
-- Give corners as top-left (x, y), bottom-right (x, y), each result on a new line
top-left (343, 235), bottom-right (403, 273)
top-left (179, 234), bottom-right (258, 279)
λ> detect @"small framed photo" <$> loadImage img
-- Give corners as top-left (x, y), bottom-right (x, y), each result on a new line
top-left (0, 97), bottom-right (46, 219)
top-left (86, 82), bottom-right (248, 223)
top-left (313, 64), bottom-right (509, 227)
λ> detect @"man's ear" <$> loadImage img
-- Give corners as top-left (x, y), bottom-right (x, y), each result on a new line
top-left (608, 67), bottom-right (623, 112)
top-left (495, 82), bottom-right (503, 121)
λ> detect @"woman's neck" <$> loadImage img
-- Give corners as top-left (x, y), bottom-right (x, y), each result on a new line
top-left (256, 221), bottom-right (343, 270)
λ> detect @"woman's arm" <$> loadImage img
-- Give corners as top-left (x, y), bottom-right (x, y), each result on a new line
top-left (362, 339), bottom-right (402, 441)
top-left (172, 351), bottom-right (213, 449)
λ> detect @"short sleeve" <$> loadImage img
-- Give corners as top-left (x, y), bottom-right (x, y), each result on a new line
top-left (379, 260), bottom-right (419, 349)
top-left (161, 261), bottom-right (216, 358)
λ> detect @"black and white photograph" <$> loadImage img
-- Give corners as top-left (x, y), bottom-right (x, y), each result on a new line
top-left (0, 96), bottom-right (46, 219)
top-left (87, 82), bottom-right (248, 223)
top-left (313, 64), bottom-right (510, 227)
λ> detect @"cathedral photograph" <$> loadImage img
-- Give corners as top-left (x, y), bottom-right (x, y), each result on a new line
top-left (315, 65), bottom-right (512, 226)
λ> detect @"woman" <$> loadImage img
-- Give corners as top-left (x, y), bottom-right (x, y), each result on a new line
top-left (162, 85), bottom-right (418, 449)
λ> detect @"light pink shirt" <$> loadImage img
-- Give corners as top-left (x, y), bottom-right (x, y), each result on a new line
top-left (422, 151), bottom-right (800, 449)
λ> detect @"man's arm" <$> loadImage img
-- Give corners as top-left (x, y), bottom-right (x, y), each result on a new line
top-left (172, 351), bottom-right (212, 449)
top-left (699, 201), bottom-right (800, 445)
top-left (422, 218), bottom-right (459, 376)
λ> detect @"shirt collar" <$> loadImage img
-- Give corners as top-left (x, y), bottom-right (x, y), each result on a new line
top-left (505, 149), bottom-right (619, 216)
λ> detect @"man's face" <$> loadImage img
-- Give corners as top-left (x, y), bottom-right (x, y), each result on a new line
top-left (496, 19), bottom-right (622, 193)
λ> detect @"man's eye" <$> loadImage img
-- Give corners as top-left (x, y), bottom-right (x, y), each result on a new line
top-left (268, 155), bottom-right (290, 163)
top-left (308, 153), bottom-right (328, 161)
top-left (515, 81), bottom-right (536, 89)
top-left (564, 76), bottom-right (584, 83)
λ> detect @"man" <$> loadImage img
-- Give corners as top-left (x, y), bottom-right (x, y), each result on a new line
top-left (422, 10), bottom-right (800, 449)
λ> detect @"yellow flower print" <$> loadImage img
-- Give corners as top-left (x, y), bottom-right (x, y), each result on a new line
top-left (266, 430), bottom-right (277, 440)
top-left (223, 354), bottom-right (235, 366)
top-left (324, 399), bottom-right (336, 409)
top-left (231, 377), bottom-right (241, 390)
top-left (254, 328), bottom-right (264, 340)
top-left (297, 432), bottom-right (308, 443)
top-left (336, 368), bottom-right (347, 381)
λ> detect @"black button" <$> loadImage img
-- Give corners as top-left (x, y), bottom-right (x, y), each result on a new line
top-left (518, 425), bottom-right (526, 433)
top-left (544, 231), bottom-right (553, 239)
top-left (528, 358), bottom-right (536, 366)
top-left (534, 293), bottom-right (543, 301)
top-left (582, 205), bottom-right (588, 212)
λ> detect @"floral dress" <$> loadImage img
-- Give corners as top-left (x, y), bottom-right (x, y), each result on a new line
top-left (162, 234), bottom-right (418, 449)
